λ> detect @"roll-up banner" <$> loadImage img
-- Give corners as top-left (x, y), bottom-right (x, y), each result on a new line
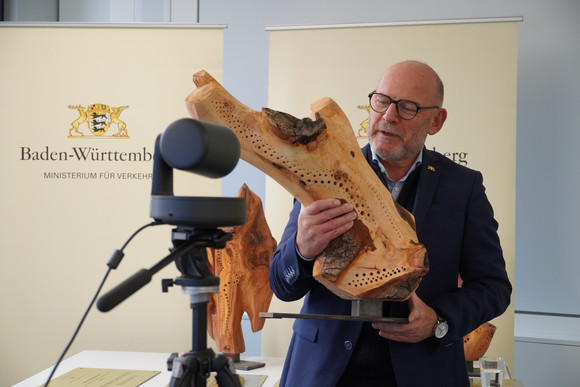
top-left (264, 19), bottom-right (519, 368)
top-left (0, 24), bottom-right (224, 386)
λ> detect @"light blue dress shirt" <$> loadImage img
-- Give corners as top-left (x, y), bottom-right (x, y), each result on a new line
top-left (370, 148), bottom-right (423, 201)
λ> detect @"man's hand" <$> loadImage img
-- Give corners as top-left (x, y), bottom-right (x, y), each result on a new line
top-left (372, 293), bottom-right (438, 343)
top-left (295, 199), bottom-right (357, 259)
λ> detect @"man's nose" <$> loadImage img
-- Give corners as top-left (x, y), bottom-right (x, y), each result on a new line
top-left (381, 102), bottom-right (399, 122)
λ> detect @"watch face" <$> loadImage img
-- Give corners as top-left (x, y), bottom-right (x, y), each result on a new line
top-left (435, 322), bottom-right (449, 338)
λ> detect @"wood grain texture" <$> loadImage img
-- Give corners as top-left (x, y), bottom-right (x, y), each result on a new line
top-left (188, 71), bottom-right (428, 301)
top-left (207, 184), bottom-right (277, 354)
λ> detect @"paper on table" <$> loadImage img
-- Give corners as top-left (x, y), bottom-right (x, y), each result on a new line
top-left (41, 368), bottom-right (160, 386)
top-left (207, 374), bottom-right (268, 387)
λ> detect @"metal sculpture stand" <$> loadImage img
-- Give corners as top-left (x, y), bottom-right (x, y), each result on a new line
top-left (260, 299), bottom-right (408, 323)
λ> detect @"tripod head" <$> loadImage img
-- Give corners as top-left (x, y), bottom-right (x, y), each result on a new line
top-left (168, 226), bottom-right (231, 308)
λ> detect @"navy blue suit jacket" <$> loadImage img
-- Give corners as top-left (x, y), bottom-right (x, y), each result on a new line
top-left (269, 146), bottom-right (512, 387)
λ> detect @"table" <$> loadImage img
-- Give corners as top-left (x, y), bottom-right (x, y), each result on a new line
top-left (13, 350), bottom-right (284, 387)
top-left (14, 351), bottom-right (526, 387)
top-left (470, 381), bottom-right (524, 387)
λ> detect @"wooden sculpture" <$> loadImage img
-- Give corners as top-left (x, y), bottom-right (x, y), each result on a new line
top-left (187, 71), bottom-right (428, 301)
top-left (206, 184), bottom-right (277, 354)
top-left (459, 276), bottom-right (496, 360)
top-left (463, 322), bottom-right (496, 361)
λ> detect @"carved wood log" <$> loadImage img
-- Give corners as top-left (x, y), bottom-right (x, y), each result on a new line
top-left (187, 70), bottom-right (428, 301)
top-left (207, 184), bottom-right (277, 354)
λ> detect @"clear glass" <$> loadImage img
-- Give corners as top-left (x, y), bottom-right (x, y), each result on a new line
top-left (479, 356), bottom-right (506, 387)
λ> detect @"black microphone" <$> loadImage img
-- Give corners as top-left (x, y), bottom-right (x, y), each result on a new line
top-left (97, 238), bottom-right (205, 312)
top-left (97, 269), bottom-right (152, 312)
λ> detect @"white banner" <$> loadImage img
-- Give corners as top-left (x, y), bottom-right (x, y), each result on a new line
top-left (0, 24), bottom-right (224, 386)
top-left (264, 19), bottom-right (518, 367)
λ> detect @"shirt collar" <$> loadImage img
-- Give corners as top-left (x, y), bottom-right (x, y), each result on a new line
top-left (371, 148), bottom-right (423, 183)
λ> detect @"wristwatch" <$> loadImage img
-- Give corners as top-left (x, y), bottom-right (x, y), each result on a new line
top-left (432, 315), bottom-right (449, 339)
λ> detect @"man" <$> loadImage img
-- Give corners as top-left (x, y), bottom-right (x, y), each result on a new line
top-left (269, 60), bottom-right (512, 386)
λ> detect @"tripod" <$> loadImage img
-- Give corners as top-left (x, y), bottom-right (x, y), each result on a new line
top-left (98, 120), bottom-right (246, 386)
top-left (165, 226), bottom-right (242, 387)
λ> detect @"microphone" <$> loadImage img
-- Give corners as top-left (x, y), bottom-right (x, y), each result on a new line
top-left (97, 269), bottom-right (152, 312)
top-left (97, 237), bottom-right (208, 312)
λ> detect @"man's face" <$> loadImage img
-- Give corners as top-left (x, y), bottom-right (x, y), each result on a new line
top-left (368, 63), bottom-right (441, 163)
top-left (368, 105), bottom-right (433, 162)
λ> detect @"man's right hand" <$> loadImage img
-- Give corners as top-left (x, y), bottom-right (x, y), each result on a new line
top-left (295, 199), bottom-right (357, 259)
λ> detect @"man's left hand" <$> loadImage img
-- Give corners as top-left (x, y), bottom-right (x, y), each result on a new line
top-left (371, 293), bottom-right (438, 343)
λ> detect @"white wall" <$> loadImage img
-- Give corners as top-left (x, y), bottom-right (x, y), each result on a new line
top-left (3, 0), bottom-right (197, 23)
top-left (4, 0), bottom-right (58, 20)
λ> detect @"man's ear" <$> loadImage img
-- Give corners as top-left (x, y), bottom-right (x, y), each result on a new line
top-left (428, 108), bottom-right (447, 135)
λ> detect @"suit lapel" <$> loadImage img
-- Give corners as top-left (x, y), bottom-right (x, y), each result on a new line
top-left (362, 144), bottom-right (440, 235)
top-left (413, 149), bottom-right (440, 235)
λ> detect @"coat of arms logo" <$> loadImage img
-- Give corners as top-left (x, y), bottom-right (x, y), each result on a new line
top-left (68, 104), bottom-right (129, 138)
top-left (356, 104), bottom-right (370, 139)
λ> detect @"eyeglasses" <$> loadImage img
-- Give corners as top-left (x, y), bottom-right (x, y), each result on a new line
top-left (368, 91), bottom-right (440, 120)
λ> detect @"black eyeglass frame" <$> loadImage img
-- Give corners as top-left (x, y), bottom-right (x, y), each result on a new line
top-left (368, 91), bottom-right (440, 120)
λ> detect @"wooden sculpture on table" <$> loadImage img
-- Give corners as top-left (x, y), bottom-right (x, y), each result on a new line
top-left (463, 322), bottom-right (496, 361)
top-left (459, 276), bottom-right (497, 360)
top-left (186, 70), bottom-right (428, 302)
top-left (206, 183), bottom-right (277, 355)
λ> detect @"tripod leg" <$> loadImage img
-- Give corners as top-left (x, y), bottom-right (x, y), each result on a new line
top-left (192, 302), bottom-right (208, 352)
top-left (213, 354), bottom-right (242, 387)
top-left (169, 355), bottom-right (197, 387)
top-left (169, 352), bottom-right (215, 387)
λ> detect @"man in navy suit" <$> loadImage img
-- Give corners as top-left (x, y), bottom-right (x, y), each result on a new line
top-left (269, 60), bottom-right (512, 386)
